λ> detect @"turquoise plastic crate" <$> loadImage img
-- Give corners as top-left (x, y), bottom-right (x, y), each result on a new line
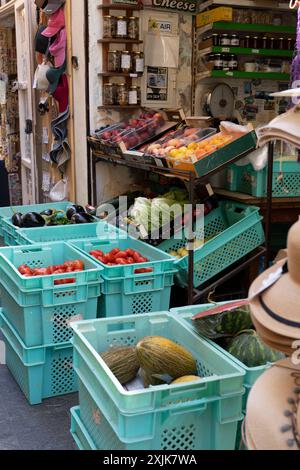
top-left (71, 313), bottom-right (245, 450)
top-left (17, 221), bottom-right (121, 246)
top-left (171, 303), bottom-right (273, 413)
top-left (98, 271), bottom-right (175, 317)
top-left (226, 161), bottom-right (300, 198)
top-left (71, 407), bottom-right (97, 451)
top-left (1, 286), bottom-right (99, 347)
top-left (0, 201), bottom-right (73, 239)
top-left (0, 312), bottom-right (77, 405)
top-left (70, 236), bottom-right (175, 278)
top-left (158, 201), bottom-right (265, 288)
top-left (0, 242), bottom-right (103, 297)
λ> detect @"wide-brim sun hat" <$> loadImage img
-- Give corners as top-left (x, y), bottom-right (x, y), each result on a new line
top-left (245, 358), bottom-right (300, 450)
top-left (249, 219), bottom-right (300, 342)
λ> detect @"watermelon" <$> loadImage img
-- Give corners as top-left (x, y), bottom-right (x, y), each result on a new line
top-left (193, 306), bottom-right (253, 339)
top-left (226, 330), bottom-right (285, 367)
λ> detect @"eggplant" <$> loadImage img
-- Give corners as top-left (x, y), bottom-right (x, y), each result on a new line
top-left (12, 213), bottom-right (23, 228)
top-left (85, 204), bottom-right (96, 216)
top-left (66, 205), bottom-right (85, 220)
top-left (40, 209), bottom-right (55, 217)
top-left (71, 213), bottom-right (96, 224)
top-left (21, 212), bottom-right (46, 228)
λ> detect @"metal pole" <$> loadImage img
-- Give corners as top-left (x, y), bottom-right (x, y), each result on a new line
top-left (265, 141), bottom-right (274, 269)
top-left (188, 172), bottom-right (195, 305)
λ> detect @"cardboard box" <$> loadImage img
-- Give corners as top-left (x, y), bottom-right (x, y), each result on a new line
top-left (196, 7), bottom-right (233, 28)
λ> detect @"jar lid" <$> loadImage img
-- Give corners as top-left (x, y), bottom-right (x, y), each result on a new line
top-left (129, 16), bottom-right (137, 19)
top-left (117, 16), bottom-right (125, 19)
top-left (130, 86), bottom-right (138, 89)
top-left (212, 33), bottom-right (219, 36)
top-left (103, 15), bottom-right (112, 18)
top-left (105, 83), bottom-right (113, 86)
top-left (122, 50), bottom-right (130, 53)
top-left (110, 50), bottom-right (118, 53)
top-left (134, 51), bottom-right (142, 55)
top-left (119, 83), bottom-right (126, 86)
top-left (222, 33), bottom-right (228, 36)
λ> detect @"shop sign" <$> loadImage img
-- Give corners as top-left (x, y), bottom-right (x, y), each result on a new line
top-left (149, 0), bottom-right (197, 14)
top-left (148, 19), bottom-right (173, 33)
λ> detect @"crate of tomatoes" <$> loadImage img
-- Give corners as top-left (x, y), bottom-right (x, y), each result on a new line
top-left (0, 242), bottom-right (103, 347)
top-left (70, 237), bottom-right (176, 317)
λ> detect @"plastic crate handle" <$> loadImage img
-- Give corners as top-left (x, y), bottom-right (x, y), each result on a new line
top-left (168, 400), bottom-right (207, 416)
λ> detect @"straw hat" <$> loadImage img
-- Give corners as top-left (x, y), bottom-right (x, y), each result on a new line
top-left (245, 358), bottom-right (300, 450)
top-left (249, 219), bottom-right (300, 343)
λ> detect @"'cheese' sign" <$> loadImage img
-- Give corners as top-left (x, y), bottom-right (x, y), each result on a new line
top-left (150, 0), bottom-right (197, 13)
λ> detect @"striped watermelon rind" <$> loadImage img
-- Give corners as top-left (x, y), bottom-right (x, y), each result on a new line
top-left (193, 306), bottom-right (253, 339)
top-left (226, 330), bottom-right (285, 368)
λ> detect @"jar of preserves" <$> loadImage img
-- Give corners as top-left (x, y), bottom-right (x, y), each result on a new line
top-left (212, 34), bottom-right (220, 46)
top-left (108, 50), bottom-right (121, 72)
top-left (244, 36), bottom-right (251, 48)
top-left (103, 15), bottom-right (116, 38)
top-left (278, 37), bottom-right (284, 50)
top-left (213, 53), bottom-right (223, 70)
top-left (221, 53), bottom-right (229, 71)
top-left (103, 83), bottom-right (114, 106)
top-left (228, 54), bottom-right (238, 71)
top-left (136, 86), bottom-right (141, 105)
top-left (116, 16), bottom-right (127, 39)
top-left (128, 86), bottom-right (138, 105)
top-left (220, 33), bottom-right (230, 46)
top-left (253, 37), bottom-right (259, 49)
top-left (117, 83), bottom-right (128, 106)
top-left (128, 16), bottom-right (139, 40)
top-left (132, 51), bottom-right (144, 74)
top-left (287, 38), bottom-right (294, 51)
top-left (230, 34), bottom-right (239, 47)
top-left (262, 36), bottom-right (268, 49)
top-left (121, 50), bottom-right (132, 73)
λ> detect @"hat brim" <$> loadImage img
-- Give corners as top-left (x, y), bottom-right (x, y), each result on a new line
top-left (251, 316), bottom-right (295, 346)
top-left (43, 2), bottom-right (65, 15)
top-left (42, 26), bottom-right (60, 38)
top-left (249, 260), bottom-right (300, 340)
top-left (246, 358), bottom-right (300, 450)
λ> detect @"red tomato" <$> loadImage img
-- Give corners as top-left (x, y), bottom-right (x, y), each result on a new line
top-left (18, 265), bottom-right (32, 276)
top-left (72, 260), bottom-right (84, 271)
top-left (33, 268), bottom-right (50, 276)
top-left (126, 249), bottom-right (135, 257)
top-left (103, 254), bottom-right (111, 264)
top-left (54, 269), bottom-right (65, 275)
top-left (110, 248), bottom-right (120, 256)
top-left (115, 258), bottom-right (127, 265)
top-left (133, 252), bottom-right (141, 263)
top-left (66, 267), bottom-right (74, 273)
top-left (115, 251), bottom-right (127, 259)
top-left (139, 257), bottom-right (148, 263)
top-left (127, 257), bottom-right (134, 264)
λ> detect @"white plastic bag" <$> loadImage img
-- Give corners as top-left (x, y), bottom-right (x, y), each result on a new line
top-left (49, 178), bottom-right (69, 202)
top-left (234, 145), bottom-right (268, 171)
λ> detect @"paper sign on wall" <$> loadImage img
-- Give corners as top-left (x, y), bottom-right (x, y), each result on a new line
top-left (144, 33), bottom-right (179, 68)
top-left (146, 66), bottom-right (168, 101)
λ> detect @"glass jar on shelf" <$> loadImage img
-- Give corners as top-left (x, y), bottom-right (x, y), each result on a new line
top-left (213, 53), bottom-right (223, 70)
top-left (129, 86), bottom-right (138, 105)
top-left (220, 33), bottom-right (230, 46)
top-left (116, 16), bottom-right (127, 39)
top-left (128, 16), bottom-right (139, 40)
top-left (228, 54), bottom-right (238, 71)
top-left (221, 54), bottom-right (229, 71)
top-left (121, 50), bottom-right (132, 73)
top-left (117, 83), bottom-right (129, 106)
top-left (103, 15), bottom-right (116, 38)
top-left (103, 83), bottom-right (114, 106)
top-left (132, 51), bottom-right (144, 74)
top-left (230, 34), bottom-right (239, 47)
top-left (212, 34), bottom-right (220, 46)
top-left (108, 50), bottom-right (121, 72)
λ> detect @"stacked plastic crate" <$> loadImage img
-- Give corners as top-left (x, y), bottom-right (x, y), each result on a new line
top-left (0, 242), bottom-right (103, 405)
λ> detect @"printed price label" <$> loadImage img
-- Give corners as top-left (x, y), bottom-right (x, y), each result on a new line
top-left (221, 47), bottom-right (230, 53)
top-left (252, 49), bottom-right (260, 54)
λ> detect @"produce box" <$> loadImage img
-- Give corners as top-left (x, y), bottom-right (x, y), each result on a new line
top-left (171, 303), bottom-right (281, 413)
top-left (0, 201), bottom-right (72, 240)
top-left (71, 407), bottom-right (97, 451)
top-left (17, 220), bottom-right (121, 246)
top-left (71, 313), bottom-right (245, 450)
top-left (0, 312), bottom-right (77, 405)
top-left (158, 200), bottom-right (265, 288)
top-left (0, 242), bottom-right (103, 347)
top-left (226, 161), bottom-right (300, 198)
top-left (196, 7), bottom-right (233, 28)
top-left (2, 203), bottom-right (98, 247)
top-left (166, 131), bottom-right (258, 178)
top-left (70, 237), bottom-right (176, 316)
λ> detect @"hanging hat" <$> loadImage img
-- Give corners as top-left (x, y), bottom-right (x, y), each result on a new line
top-left (34, 25), bottom-right (50, 54)
top-left (35, 0), bottom-right (48, 8)
top-left (245, 358), bottom-right (300, 450)
top-left (49, 28), bottom-right (66, 67)
top-left (34, 62), bottom-right (51, 91)
top-left (42, 7), bottom-right (65, 38)
top-left (52, 73), bottom-right (68, 113)
top-left (43, 0), bottom-right (66, 15)
top-left (46, 60), bottom-right (66, 94)
top-left (249, 219), bottom-right (300, 343)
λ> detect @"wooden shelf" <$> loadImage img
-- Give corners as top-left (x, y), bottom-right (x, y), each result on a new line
top-left (197, 21), bottom-right (296, 36)
top-left (98, 72), bottom-right (142, 77)
top-left (97, 2), bottom-right (142, 10)
top-left (98, 38), bottom-right (143, 44)
top-left (98, 104), bottom-right (141, 109)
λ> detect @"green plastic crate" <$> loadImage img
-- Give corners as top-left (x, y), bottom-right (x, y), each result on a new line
top-left (226, 161), bottom-right (300, 197)
top-left (16, 221), bottom-right (121, 246)
top-left (71, 312), bottom-right (245, 450)
top-left (0, 201), bottom-right (73, 238)
top-left (171, 303), bottom-right (273, 413)
top-left (0, 312), bottom-right (77, 405)
top-left (158, 201), bottom-right (265, 288)
top-left (70, 407), bottom-right (97, 451)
